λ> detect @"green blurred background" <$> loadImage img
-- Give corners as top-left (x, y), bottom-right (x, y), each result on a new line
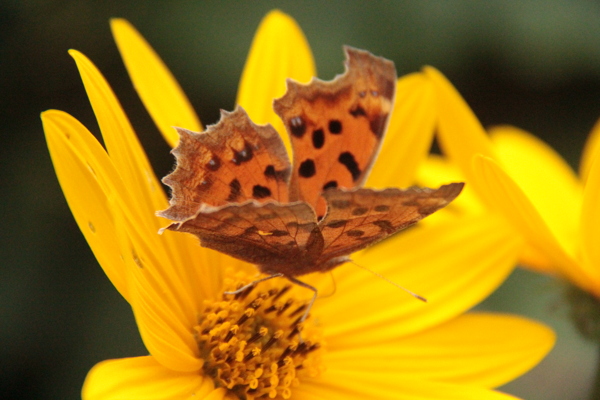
top-left (2, 1), bottom-right (600, 399)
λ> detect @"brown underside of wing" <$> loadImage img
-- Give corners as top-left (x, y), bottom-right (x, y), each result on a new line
top-left (163, 200), bottom-right (325, 276)
top-left (316, 183), bottom-right (465, 261)
top-left (274, 47), bottom-right (397, 217)
top-left (159, 107), bottom-right (291, 222)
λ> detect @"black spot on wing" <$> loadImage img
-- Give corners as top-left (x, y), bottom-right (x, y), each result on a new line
top-left (227, 179), bottom-right (242, 202)
top-left (350, 105), bottom-right (366, 117)
top-left (264, 165), bottom-right (276, 178)
top-left (299, 159), bottom-right (316, 178)
top-left (338, 152), bottom-right (361, 181)
top-left (352, 207), bottom-right (368, 216)
top-left (322, 180), bottom-right (338, 191)
top-left (231, 141), bottom-right (254, 165)
top-left (328, 120), bottom-right (342, 134)
top-left (325, 220), bottom-right (347, 228)
top-left (312, 129), bottom-right (325, 149)
top-left (264, 165), bottom-right (288, 181)
top-left (346, 230), bottom-right (365, 237)
top-left (374, 205), bottom-right (390, 212)
top-left (206, 155), bottom-right (221, 171)
top-left (252, 185), bottom-right (272, 199)
top-left (372, 220), bottom-right (394, 233)
top-left (290, 116), bottom-right (306, 138)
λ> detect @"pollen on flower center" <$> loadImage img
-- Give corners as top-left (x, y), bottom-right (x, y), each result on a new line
top-left (194, 272), bottom-right (324, 400)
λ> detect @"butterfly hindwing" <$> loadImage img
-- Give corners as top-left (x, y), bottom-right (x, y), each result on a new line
top-left (274, 47), bottom-right (397, 217)
top-left (162, 200), bottom-right (325, 276)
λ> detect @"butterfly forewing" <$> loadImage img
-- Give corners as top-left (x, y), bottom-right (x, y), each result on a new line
top-left (317, 183), bottom-right (465, 261)
top-left (274, 47), bottom-right (396, 217)
top-left (161, 107), bottom-right (291, 221)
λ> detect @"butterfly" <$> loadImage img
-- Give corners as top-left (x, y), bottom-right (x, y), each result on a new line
top-left (158, 47), bottom-right (464, 320)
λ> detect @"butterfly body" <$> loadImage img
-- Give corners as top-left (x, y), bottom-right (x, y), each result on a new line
top-left (159, 47), bottom-right (463, 292)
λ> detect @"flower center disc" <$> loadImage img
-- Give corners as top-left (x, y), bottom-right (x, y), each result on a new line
top-left (195, 273), bottom-right (324, 399)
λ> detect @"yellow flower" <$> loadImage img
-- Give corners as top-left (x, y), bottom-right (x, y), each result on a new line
top-left (424, 66), bottom-right (600, 298)
top-left (43, 10), bottom-right (554, 400)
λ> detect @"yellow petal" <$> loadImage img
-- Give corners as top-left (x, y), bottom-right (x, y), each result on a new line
top-left (42, 110), bottom-right (130, 301)
top-left (82, 356), bottom-right (219, 400)
top-left (424, 66), bottom-right (496, 198)
top-left (299, 370), bottom-right (520, 400)
top-left (111, 18), bottom-right (202, 148)
top-left (515, 243), bottom-right (556, 274)
top-left (315, 214), bottom-right (520, 347)
top-left (69, 49), bottom-right (209, 294)
top-left (111, 201), bottom-right (203, 372)
top-left (580, 116), bottom-right (600, 183)
top-left (489, 125), bottom-right (582, 259)
top-left (580, 145), bottom-right (600, 293)
top-left (325, 312), bottom-right (554, 388)
top-left (69, 49), bottom-right (168, 226)
top-left (368, 72), bottom-right (436, 188)
top-left (236, 10), bottom-right (315, 153)
top-left (472, 155), bottom-right (591, 290)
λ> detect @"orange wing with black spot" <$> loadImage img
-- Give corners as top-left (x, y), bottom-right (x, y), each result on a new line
top-left (159, 48), bottom-right (464, 281)
top-left (161, 107), bottom-right (291, 221)
top-left (274, 47), bottom-right (396, 218)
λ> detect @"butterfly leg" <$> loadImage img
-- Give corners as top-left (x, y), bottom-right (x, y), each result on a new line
top-left (224, 272), bottom-right (284, 295)
top-left (285, 276), bottom-right (318, 324)
top-left (285, 276), bottom-right (318, 343)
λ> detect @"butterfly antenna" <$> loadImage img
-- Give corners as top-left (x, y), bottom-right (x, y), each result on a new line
top-left (349, 261), bottom-right (427, 302)
top-left (317, 271), bottom-right (337, 299)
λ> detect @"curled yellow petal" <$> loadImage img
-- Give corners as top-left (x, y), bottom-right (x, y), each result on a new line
top-left (111, 18), bottom-right (202, 147)
top-left (489, 125), bottom-right (582, 260)
top-left (368, 72), bottom-right (436, 188)
top-left (472, 155), bottom-right (590, 290)
top-left (580, 146), bottom-right (600, 292)
top-left (424, 66), bottom-right (496, 199)
top-left (42, 110), bottom-right (130, 301)
top-left (236, 10), bottom-right (315, 153)
top-left (82, 356), bottom-right (210, 400)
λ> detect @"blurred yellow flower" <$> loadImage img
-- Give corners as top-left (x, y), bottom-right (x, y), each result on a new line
top-left (43, 10), bottom-right (554, 400)
top-left (424, 66), bottom-right (600, 298)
